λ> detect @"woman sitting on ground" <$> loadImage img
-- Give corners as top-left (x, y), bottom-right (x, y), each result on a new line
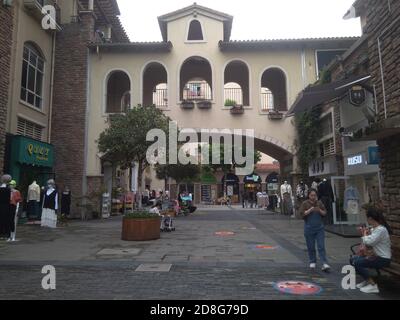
top-left (350, 207), bottom-right (392, 294)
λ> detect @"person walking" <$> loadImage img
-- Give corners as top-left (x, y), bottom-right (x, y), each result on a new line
top-left (350, 208), bottom-right (392, 294)
top-left (299, 189), bottom-right (331, 272)
top-left (8, 180), bottom-right (22, 242)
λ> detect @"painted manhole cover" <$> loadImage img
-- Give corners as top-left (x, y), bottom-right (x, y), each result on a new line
top-left (215, 231), bottom-right (235, 236)
top-left (273, 281), bottom-right (322, 295)
top-left (250, 244), bottom-right (278, 250)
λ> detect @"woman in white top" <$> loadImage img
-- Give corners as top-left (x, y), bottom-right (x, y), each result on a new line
top-left (351, 208), bottom-right (392, 294)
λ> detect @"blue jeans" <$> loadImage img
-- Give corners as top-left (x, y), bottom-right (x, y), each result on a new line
top-left (350, 255), bottom-right (391, 280)
top-left (304, 227), bottom-right (328, 264)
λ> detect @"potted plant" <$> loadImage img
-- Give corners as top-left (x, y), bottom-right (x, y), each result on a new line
top-left (224, 99), bottom-right (237, 107)
top-left (268, 110), bottom-right (284, 120)
top-left (122, 211), bottom-right (161, 241)
top-left (197, 100), bottom-right (212, 109)
top-left (181, 100), bottom-right (195, 109)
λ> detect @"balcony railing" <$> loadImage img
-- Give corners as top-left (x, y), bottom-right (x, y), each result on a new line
top-left (183, 83), bottom-right (212, 101)
top-left (224, 88), bottom-right (243, 106)
top-left (153, 89), bottom-right (168, 108)
top-left (261, 92), bottom-right (274, 112)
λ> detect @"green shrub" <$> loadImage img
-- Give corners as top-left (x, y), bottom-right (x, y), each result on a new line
top-left (124, 211), bottom-right (160, 219)
top-left (224, 99), bottom-right (237, 107)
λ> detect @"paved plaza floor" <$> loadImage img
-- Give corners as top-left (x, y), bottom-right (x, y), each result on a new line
top-left (0, 207), bottom-right (399, 300)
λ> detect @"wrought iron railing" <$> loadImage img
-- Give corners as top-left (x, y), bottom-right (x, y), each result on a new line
top-left (261, 92), bottom-right (274, 112)
top-left (153, 89), bottom-right (168, 108)
top-left (183, 83), bottom-right (212, 101)
top-left (224, 88), bottom-right (243, 106)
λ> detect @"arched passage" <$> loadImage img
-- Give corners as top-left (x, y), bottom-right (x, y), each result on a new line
top-left (224, 60), bottom-right (250, 106)
top-left (261, 68), bottom-right (288, 112)
top-left (180, 56), bottom-right (213, 101)
top-left (143, 62), bottom-right (168, 108)
top-left (106, 70), bottom-right (131, 113)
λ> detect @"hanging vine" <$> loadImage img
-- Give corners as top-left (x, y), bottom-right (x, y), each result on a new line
top-left (295, 107), bottom-right (321, 175)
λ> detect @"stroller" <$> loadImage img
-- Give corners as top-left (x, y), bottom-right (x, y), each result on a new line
top-left (161, 215), bottom-right (175, 232)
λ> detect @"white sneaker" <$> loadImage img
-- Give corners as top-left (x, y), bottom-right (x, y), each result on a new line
top-left (356, 281), bottom-right (368, 289)
top-left (322, 264), bottom-right (331, 272)
top-left (360, 284), bottom-right (379, 294)
top-left (310, 263), bottom-right (316, 269)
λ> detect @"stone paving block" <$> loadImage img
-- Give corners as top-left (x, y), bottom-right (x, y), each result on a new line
top-left (96, 248), bottom-right (141, 256)
top-left (135, 264), bottom-right (172, 272)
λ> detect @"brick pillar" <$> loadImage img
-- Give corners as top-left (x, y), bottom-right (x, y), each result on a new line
top-left (51, 12), bottom-right (96, 216)
top-left (378, 136), bottom-right (400, 264)
top-left (0, 4), bottom-right (13, 174)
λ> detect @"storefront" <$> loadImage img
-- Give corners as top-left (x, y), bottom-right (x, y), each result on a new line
top-left (342, 146), bottom-right (381, 224)
top-left (200, 172), bottom-right (217, 204)
top-left (243, 173), bottom-right (262, 192)
top-left (5, 135), bottom-right (55, 198)
top-left (222, 173), bottom-right (240, 203)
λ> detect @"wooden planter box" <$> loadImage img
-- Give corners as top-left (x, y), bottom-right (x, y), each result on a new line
top-left (122, 217), bottom-right (161, 241)
top-left (230, 105), bottom-right (244, 115)
top-left (181, 101), bottom-right (195, 109)
top-left (197, 101), bottom-right (212, 109)
top-left (268, 111), bottom-right (284, 120)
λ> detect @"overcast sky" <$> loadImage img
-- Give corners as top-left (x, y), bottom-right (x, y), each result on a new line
top-left (117, 0), bottom-right (361, 42)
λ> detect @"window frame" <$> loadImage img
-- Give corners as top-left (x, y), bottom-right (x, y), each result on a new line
top-left (20, 43), bottom-right (45, 110)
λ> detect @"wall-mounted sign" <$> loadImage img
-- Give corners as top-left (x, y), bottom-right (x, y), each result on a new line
top-left (347, 155), bottom-right (363, 166)
top-left (349, 85), bottom-right (366, 106)
top-left (11, 136), bottom-right (54, 168)
top-left (367, 146), bottom-right (380, 165)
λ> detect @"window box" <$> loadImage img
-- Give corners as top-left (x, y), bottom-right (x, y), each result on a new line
top-left (181, 101), bottom-right (195, 109)
top-left (267, 111), bottom-right (284, 120)
top-left (197, 100), bottom-right (212, 109)
top-left (230, 105), bottom-right (244, 115)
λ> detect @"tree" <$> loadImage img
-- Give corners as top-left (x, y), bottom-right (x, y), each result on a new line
top-left (98, 106), bottom-right (170, 208)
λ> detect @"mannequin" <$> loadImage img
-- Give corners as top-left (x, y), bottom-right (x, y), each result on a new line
top-left (317, 179), bottom-right (334, 224)
top-left (296, 181), bottom-right (309, 216)
top-left (27, 181), bottom-right (41, 219)
top-left (41, 179), bottom-right (58, 229)
top-left (61, 186), bottom-right (72, 217)
top-left (280, 181), bottom-right (293, 216)
top-left (0, 175), bottom-right (12, 239)
top-left (8, 180), bottom-right (22, 242)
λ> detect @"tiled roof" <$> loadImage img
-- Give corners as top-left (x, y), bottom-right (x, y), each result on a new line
top-left (88, 41), bottom-right (173, 53)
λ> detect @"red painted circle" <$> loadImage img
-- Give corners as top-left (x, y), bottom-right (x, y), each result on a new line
top-left (215, 231), bottom-right (235, 236)
top-left (274, 281), bottom-right (322, 295)
top-left (255, 245), bottom-right (276, 250)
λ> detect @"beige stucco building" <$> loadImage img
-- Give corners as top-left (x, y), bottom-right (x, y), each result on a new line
top-left (86, 3), bottom-right (357, 202)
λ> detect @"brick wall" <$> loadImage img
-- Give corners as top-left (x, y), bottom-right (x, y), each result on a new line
top-left (0, 4), bottom-right (13, 174)
top-left (365, 0), bottom-right (400, 264)
top-left (51, 12), bottom-right (95, 216)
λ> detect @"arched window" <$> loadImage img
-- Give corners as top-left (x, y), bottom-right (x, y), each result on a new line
top-left (180, 56), bottom-right (212, 101)
top-left (106, 71), bottom-right (131, 113)
top-left (187, 20), bottom-right (204, 41)
top-left (224, 61), bottom-right (250, 106)
top-left (142, 62), bottom-right (168, 108)
top-left (20, 42), bottom-right (45, 109)
top-left (261, 68), bottom-right (287, 112)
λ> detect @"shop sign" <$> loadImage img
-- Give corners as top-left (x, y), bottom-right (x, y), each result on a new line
top-left (347, 155), bottom-right (363, 166)
top-left (367, 147), bottom-right (380, 165)
top-left (349, 85), bottom-right (366, 106)
top-left (12, 136), bottom-right (54, 167)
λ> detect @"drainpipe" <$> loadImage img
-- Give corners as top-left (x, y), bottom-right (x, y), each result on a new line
top-left (377, 13), bottom-right (400, 119)
top-left (47, 30), bottom-right (56, 143)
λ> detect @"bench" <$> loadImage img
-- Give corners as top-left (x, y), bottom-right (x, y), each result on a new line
top-left (382, 262), bottom-right (400, 277)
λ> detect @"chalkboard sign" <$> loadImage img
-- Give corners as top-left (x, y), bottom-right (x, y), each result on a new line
top-left (201, 185), bottom-right (212, 203)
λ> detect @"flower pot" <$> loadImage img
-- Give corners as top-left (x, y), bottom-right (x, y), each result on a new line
top-left (268, 112), bottom-right (283, 120)
top-left (122, 217), bottom-right (161, 241)
top-left (197, 101), bottom-right (212, 109)
top-left (230, 105), bottom-right (244, 115)
top-left (181, 101), bottom-right (195, 109)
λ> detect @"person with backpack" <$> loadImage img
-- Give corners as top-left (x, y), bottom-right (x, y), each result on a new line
top-left (350, 208), bottom-right (392, 294)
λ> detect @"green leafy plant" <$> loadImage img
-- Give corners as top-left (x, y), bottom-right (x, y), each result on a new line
top-left (295, 107), bottom-right (321, 175)
top-left (124, 211), bottom-right (160, 219)
top-left (224, 99), bottom-right (237, 107)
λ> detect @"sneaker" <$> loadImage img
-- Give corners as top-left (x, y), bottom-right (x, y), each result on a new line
top-left (310, 263), bottom-right (316, 269)
top-left (356, 281), bottom-right (368, 289)
top-left (322, 264), bottom-right (331, 272)
top-left (360, 284), bottom-right (379, 294)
